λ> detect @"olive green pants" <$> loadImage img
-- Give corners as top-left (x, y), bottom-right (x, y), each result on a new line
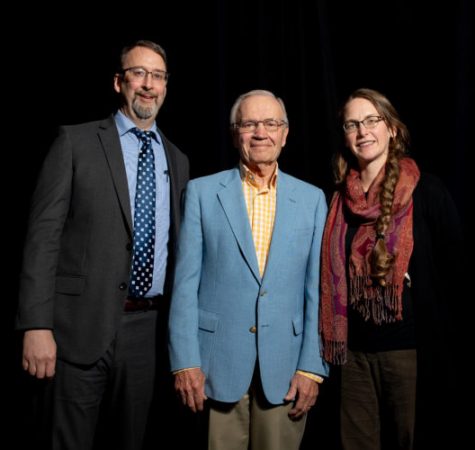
top-left (341, 349), bottom-right (417, 450)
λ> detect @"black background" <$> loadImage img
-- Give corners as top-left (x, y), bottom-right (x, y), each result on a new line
top-left (6, 1), bottom-right (472, 448)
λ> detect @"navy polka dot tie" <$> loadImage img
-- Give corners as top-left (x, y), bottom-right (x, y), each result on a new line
top-left (129, 128), bottom-right (156, 298)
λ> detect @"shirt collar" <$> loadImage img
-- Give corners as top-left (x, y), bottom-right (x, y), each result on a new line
top-left (114, 110), bottom-right (160, 143)
top-left (239, 161), bottom-right (278, 189)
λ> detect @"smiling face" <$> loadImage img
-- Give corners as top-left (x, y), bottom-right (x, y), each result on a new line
top-left (233, 94), bottom-right (289, 172)
top-left (343, 97), bottom-right (395, 171)
top-left (114, 46), bottom-right (167, 129)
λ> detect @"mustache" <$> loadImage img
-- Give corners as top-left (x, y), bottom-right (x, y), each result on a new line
top-left (136, 91), bottom-right (158, 99)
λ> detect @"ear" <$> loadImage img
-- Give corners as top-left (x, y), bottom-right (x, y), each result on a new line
top-left (113, 73), bottom-right (122, 94)
top-left (281, 126), bottom-right (289, 147)
top-left (389, 126), bottom-right (397, 139)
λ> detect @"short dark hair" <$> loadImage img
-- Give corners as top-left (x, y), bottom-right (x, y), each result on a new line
top-left (119, 40), bottom-right (167, 71)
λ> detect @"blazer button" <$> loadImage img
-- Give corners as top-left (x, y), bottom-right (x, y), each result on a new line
top-left (119, 282), bottom-right (128, 291)
top-left (249, 326), bottom-right (257, 333)
top-left (126, 242), bottom-right (132, 251)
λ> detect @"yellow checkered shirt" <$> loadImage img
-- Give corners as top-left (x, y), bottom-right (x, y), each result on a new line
top-left (240, 163), bottom-right (277, 277)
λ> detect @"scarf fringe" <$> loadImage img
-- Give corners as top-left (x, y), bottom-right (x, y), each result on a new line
top-left (321, 339), bottom-right (347, 365)
top-left (350, 275), bottom-right (402, 324)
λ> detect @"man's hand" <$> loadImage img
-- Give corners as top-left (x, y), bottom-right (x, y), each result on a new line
top-left (174, 368), bottom-right (207, 412)
top-left (22, 329), bottom-right (57, 379)
top-left (284, 372), bottom-right (319, 419)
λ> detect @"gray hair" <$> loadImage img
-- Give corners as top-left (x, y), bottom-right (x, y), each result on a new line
top-left (229, 89), bottom-right (288, 125)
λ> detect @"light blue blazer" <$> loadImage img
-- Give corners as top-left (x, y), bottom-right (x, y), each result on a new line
top-left (169, 168), bottom-right (328, 404)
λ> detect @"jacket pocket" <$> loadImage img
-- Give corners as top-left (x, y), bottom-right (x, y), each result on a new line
top-left (198, 310), bottom-right (218, 375)
top-left (292, 315), bottom-right (303, 335)
top-left (55, 276), bottom-right (85, 295)
top-left (198, 309), bottom-right (219, 333)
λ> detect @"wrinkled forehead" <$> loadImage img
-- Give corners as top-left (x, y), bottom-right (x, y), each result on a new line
top-left (238, 95), bottom-right (284, 120)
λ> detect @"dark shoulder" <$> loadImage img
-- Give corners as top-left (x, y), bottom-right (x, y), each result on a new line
top-left (158, 129), bottom-right (188, 163)
top-left (61, 116), bottom-right (114, 135)
top-left (43, 117), bottom-right (114, 153)
top-left (413, 172), bottom-right (456, 215)
top-left (414, 172), bottom-right (448, 198)
top-left (413, 172), bottom-right (462, 233)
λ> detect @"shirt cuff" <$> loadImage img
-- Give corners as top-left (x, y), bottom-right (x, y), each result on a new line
top-left (172, 367), bottom-right (199, 375)
top-left (296, 370), bottom-right (324, 383)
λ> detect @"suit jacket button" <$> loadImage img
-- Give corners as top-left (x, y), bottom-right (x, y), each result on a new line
top-left (119, 282), bottom-right (128, 290)
top-left (249, 326), bottom-right (257, 333)
top-left (126, 243), bottom-right (132, 251)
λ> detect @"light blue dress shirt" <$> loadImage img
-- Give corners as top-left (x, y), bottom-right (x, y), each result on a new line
top-left (114, 111), bottom-right (170, 296)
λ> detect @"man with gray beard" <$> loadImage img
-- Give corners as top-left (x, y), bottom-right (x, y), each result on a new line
top-left (16, 40), bottom-right (189, 449)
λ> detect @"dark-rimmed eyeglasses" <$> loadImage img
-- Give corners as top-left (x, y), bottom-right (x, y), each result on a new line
top-left (343, 115), bottom-right (383, 133)
top-left (232, 119), bottom-right (288, 134)
top-left (121, 66), bottom-right (169, 83)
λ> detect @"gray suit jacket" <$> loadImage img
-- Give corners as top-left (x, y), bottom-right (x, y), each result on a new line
top-left (16, 116), bottom-right (189, 364)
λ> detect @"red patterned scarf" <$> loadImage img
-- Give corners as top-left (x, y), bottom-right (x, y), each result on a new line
top-left (319, 158), bottom-right (420, 364)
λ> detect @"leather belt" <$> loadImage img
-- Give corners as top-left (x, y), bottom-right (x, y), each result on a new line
top-left (124, 295), bottom-right (163, 312)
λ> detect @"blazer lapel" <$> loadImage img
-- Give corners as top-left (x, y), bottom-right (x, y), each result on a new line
top-left (97, 117), bottom-right (133, 235)
top-left (263, 172), bottom-right (297, 282)
top-left (217, 169), bottom-right (261, 283)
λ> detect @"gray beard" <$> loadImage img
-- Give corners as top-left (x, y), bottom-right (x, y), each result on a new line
top-left (132, 100), bottom-right (157, 120)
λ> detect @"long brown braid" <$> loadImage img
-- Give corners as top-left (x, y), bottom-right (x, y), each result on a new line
top-left (335, 88), bottom-right (410, 286)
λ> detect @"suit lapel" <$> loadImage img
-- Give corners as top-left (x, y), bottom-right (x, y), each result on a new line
top-left (217, 169), bottom-right (261, 283)
top-left (97, 117), bottom-right (133, 235)
top-left (263, 172), bottom-right (297, 282)
top-left (159, 132), bottom-right (180, 239)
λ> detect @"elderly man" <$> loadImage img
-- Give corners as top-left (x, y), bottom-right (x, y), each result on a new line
top-left (169, 89), bottom-right (328, 450)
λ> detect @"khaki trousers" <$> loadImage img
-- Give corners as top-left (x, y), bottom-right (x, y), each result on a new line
top-left (208, 373), bottom-right (306, 450)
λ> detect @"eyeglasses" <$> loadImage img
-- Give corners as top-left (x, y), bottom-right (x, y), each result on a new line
top-left (121, 66), bottom-right (169, 83)
top-left (343, 115), bottom-right (384, 133)
top-left (232, 119), bottom-right (288, 133)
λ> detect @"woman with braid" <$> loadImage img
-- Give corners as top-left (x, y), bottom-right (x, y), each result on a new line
top-left (319, 88), bottom-right (463, 449)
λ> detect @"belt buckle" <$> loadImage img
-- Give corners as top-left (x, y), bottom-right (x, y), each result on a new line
top-left (143, 298), bottom-right (153, 310)
top-left (124, 295), bottom-right (161, 312)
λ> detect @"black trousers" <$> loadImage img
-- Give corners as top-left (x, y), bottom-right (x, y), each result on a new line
top-left (51, 310), bottom-right (159, 450)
